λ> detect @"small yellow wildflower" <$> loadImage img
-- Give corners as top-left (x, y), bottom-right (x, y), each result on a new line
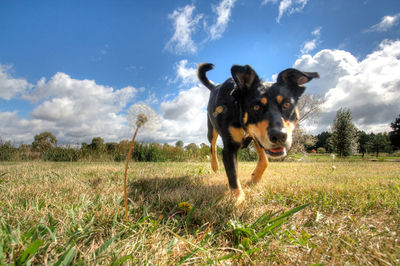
top-left (178, 202), bottom-right (193, 212)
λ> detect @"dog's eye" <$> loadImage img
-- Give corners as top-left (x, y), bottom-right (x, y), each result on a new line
top-left (253, 105), bottom-right (261, 111)
top-left (283, 102), bottom-right (291, 109)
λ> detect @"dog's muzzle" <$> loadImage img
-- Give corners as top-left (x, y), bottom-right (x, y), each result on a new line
top-left (253, 135), bottom-right (289, 159)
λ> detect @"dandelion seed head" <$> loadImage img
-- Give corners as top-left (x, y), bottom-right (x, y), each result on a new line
top-left (127, 104), bottom-right (159, 132)
top-left (136, 113), bottom-right (148, 128)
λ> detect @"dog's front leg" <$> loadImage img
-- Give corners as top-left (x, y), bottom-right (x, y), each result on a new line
top-left (222, 143), bottom-right (245, 205)
top-left (251, 140), bottom-right (269, 183)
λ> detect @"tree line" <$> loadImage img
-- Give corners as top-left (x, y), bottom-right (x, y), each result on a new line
top-left (1, 111), bottom-right (399, 162)
top-left (0, 133), bottom-right (257, 162)
top-left (293, 109), bottom-right (400, 157)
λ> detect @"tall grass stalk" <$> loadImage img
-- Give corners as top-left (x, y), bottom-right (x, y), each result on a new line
top-left (124, 127), bottom-right (139, 219)
top-left (124, 109), bottom-right (153, 219)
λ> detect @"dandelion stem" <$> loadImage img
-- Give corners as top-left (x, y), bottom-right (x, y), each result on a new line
top-left (124, 127), bottom-right (139, 219)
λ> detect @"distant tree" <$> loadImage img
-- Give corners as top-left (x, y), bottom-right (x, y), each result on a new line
top-left (289, 128), bottom-right (317, 154)
top-left (200, 143), bottom-right (208, 149)
top-left (81, 142), bottom-right (89, 149)
top-left (89, 137), bottom-right (105, 152)
top-left (304, 134), bottom-right (317, 152)
top-left (315, 131), bottom-right (332, 151)
top-left (389, 114), bottom-right (400, 150)
top-left (118, 140), bottom-right (130, 153)
top-left (357, 130), bottom-right (370, 157)
top-left (287, 94), bottom-right (324, 155)
top-left (368, 133), bottom-right (391, 157)
top-left (0, 139), bottom-right (16, 161)
top-left (32, 132), bottom-right (57, 152)
top-left (186, 143), bottom-right (199, 152)
top-left (106, 142), bottom-right (118, 153)
top-left (297, 94), bottom-right (324, 124)
top-left (330, 108), bottom-right (358, 157)
top-left (175, 140), bottom-right (184, 149)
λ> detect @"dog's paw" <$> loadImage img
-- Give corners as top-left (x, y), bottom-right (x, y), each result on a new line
top-left (211, 160), bottom-right (219, 172)
top-left (251, 173), bottom-right (263, 184)
top-left (231, 188), bottom-right (245, 206)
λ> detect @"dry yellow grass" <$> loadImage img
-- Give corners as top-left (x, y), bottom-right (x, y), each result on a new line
top-left (0, 161), bottom-right (399, 264)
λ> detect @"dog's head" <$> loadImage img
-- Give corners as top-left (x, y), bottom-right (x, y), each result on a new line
top-left (231, 65), bottom-right (319, 158)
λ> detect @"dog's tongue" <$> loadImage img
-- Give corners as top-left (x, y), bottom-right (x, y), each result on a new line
top-left (269, 147), bottom-right (284, 153)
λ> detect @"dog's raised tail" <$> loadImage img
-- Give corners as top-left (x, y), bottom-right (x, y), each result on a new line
top-left (198, 63), bottom-right (215, 90)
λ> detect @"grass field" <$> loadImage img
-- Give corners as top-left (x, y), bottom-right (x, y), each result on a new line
top-left (1, 160), bottom-right (399, 265)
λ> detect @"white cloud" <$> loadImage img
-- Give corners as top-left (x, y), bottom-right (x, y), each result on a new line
top-left (156, 84), bottom-right (209, 144)
top-left (277, 0), bottom-right (308, 23)
top-left (301, 27), bottom-right (322, 54)
top-left (170, 59), bottom-right (198, 87)
top-left (161, 85), bottom-right (208, 121)
top-left (1, 60), bottom-right (212, 145)
top-left (165, 1), bottom-right (237, 54)
top-left (1, 72), bottom-right (138, 144)
top-left (0, 64), bottom-right (32, 100)
top-left (261, 0), bottom-right (278, 5)
top-left (367, 13), bottom-right (400, 32)
top-left (294, 39), bottom-right (400, 133)
top-left (262, 0), bottom-right (309, 22)
top-left (209, 0), bottom-right (236, 40)
top-left (0, 111), bottom-right (49, 144)
top-left (147, 59), bottom-right (211, 145)
top-left (165, 5), bottom-right (203, 54)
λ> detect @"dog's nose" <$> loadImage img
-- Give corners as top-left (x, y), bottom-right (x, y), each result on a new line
top-left (268, 128), bottom-right (287, 144)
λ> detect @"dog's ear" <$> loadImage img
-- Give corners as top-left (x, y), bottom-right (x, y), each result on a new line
top-left (231, 65), bottom-right (260, 93)
top-left (277, 68), bottom-right (319, 96)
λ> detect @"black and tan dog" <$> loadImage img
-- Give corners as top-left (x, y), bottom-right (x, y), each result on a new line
top-left (198, 63), bottom-right (319, 204)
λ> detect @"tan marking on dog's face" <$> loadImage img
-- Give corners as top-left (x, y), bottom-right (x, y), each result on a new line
top-left (282, 119), bottom-right (295, 133)
top-left (282, 119), bottom-right (296, 146)
top-left (243, 112), bottom-right (248, 124)
top-left (247, 120), bottom-right (269, 146)
top-left (260, 97), bottom-right (267, 105)
top-left (228, 126), bottom-right (245, 143)
top-left (276, 95), bottom-right (283, 104)
top-left (294, 107), bottom-right (300, 124)
top-left (213, 106), bottom-right (224, 117)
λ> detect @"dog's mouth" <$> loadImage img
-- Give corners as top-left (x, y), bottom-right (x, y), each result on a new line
top-left (253, 137), bottom-right (287, 158)
top-left (266, 146), bottom-right (286, 158)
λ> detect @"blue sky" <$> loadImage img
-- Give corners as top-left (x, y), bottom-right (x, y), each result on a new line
top-left (1, 0), bottom-right (400, 145)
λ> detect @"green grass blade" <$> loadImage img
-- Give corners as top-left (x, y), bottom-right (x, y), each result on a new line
top-left (251, 210), bottom-right (280, 229)
top-left (17, 239), bottom-right (43, 265)
top-left (54, 245), bottom-right (76, 266)
top-left (214, 252), bottom-right (237, 262)
top-left (93, 232), bottom-right (123, 258)
top-left (256, 219), bottom-right (286, 239)
top-left (178, 248), bottom-right (200, 264)
top-left (233, 227), bottom-right (253, 238)
top-left (185, 206), bottom-right (196, 227)
top-left (255, 204), bottom-right (310, 239)
top-left (111, 254), bottom-right (133, 265)
top-left (267, 203), bottom-right (310, 225)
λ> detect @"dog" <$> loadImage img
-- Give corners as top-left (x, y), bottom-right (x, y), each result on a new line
top-left (198, 63), bottom-right (319, 204)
